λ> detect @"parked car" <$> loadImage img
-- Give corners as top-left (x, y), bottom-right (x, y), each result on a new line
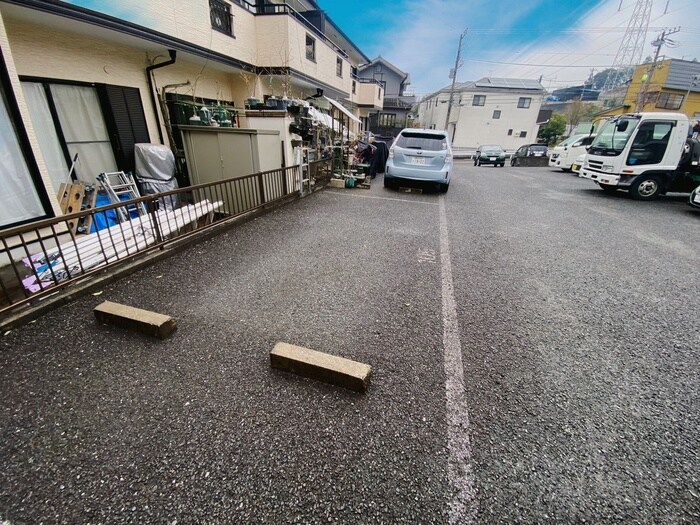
top-left (548, 134), bottom-right (596, 171)
top-left (690, 184), bottom-right (700, 209)
top-left (473, 145), bottom-right (506, 167)
top-left (571, 153), bottom-right (586, 174)
top-left (510, 144), bottom-right (549, 166)
top-left (384, 128), bottom-right (453, 193)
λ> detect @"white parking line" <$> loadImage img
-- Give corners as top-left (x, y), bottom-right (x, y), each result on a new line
top-left (439, 196), bottom-right (477, 524)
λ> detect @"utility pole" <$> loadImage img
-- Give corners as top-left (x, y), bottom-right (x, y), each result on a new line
top-left (636, 27), bottom-right (680, 111)
top-left (444, 28), bottom-right (467, 134)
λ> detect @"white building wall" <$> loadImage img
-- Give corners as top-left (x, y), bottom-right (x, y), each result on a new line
top-left (419, 89), bottom-right (543, 149)
top-left (452, 92), bottom-right (544, 150)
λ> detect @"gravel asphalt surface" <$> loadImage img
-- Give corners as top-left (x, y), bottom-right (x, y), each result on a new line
top-left (1, 161), bottom-right (699, 524)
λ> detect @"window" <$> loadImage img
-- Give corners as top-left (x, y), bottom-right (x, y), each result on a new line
top-left (21, 80), bottom-right (149, 183)
top-left (517, 97), bottom-right (531, 109)
top-left (493, 110), bottom-right (501, 119)
top-left (378, 87), bottom-right (382, 100)
top-left (656, 92), bottom-right (683, 110)
top-left (519, 131), bottom-right (527, 138)
top-left (626, 120), bottom-right (673, 165)
top-left (352, 81), bottom-right (356, 95)
top-left (1, 59), bottom-right (50, 227)
top-left (507, 129), bottom-right (513, 136)
top-left (379, 113), bottom-right (396, 128)
top-left (210, 0), bottom-right (233, 36)
top-left (395, 131), bottom-right (447, 150)
top-left (472, 95), bottom-right (485, 106)
top-left (336, 57), bottom-right (343, 78)
top-left (305, 34), bottom-right (316, 61)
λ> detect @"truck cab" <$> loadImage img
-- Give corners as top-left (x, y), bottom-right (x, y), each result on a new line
top-left (579, 112), bottom-right (700, 200)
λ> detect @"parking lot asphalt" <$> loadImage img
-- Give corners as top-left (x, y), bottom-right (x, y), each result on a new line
top-left (1, 162), bottom-right (699, 524)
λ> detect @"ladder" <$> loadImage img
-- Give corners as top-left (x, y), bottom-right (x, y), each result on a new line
top-left (97, 171), bottom-right (147, 221)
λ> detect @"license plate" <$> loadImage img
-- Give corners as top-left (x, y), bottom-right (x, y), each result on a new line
top-left (572, 164), bottom-right (580, 171)
top-left (694, 193), bottom-right (700, 204)
top-left (489, 157), bottom-right (496, 161)
top-left (410, 157), bottom-right (426, 165)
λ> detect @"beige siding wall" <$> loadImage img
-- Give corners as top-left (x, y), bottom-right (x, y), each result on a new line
top-left (4, 17), bottom-right (249, 143)
top-left (0, 12), bottom-right (61, 216)
top-left (255, 15), bottom-right (351, 95)
top-left (355, 81), bottom-right (383, 108)
top-left (128, 0), bottom-right (258, 65)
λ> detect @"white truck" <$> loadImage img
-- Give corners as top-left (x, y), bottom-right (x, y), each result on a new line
top-left (579, 112), bottom-right (700, 200)
top-left (548, 133), bottom-right (596, 171)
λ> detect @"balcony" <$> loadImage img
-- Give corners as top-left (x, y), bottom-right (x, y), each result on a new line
top-left (383, 95), bottom-right (417, 110)
top-left (254, 5), bottom-right (352, 96)
top-left (353, 78), bottom-right (383, 109)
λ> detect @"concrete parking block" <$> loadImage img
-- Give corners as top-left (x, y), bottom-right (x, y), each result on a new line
top-left (270, 342), bottom-right (371, 393)
top-left (94, 301), bottom-right (177, 339)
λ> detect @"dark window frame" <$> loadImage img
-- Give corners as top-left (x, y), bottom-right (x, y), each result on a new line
top-left (20, 76), bottom-right (150, 177)
top-left (305, 34), bottom-right (316, 62)
top-left (0, 50), bottom-right (53, 227)
top-left (656, 92), bottom-right (683, 110)
top-left (378, 113), bottom-right (397, 128)
top-left (210, 0), bottom-right (234, 37)
top-left (336, 57), bottom-right (343, 78)
top-left (209, 0), bottom-right (236, 38)
top-left (493, 110), bottom-right (501, 119)
top-left (472, 95), bottom-right (486, 106)
top-left (517, 97), bottom-right (532, 109)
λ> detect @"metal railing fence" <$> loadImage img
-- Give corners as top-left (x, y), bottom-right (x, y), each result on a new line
top-left (0, 160), bottom-right (331, 318)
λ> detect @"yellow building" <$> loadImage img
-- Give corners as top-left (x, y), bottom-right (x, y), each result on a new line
top-left (595, 58), bottom-right (700, 121)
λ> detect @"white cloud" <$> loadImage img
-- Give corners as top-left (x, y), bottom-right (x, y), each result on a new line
top-left (372, 0), bottom-right (700, 95)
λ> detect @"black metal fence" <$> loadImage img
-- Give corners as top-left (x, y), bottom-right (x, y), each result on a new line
top-left (0, 160), bottom-right (331, 318)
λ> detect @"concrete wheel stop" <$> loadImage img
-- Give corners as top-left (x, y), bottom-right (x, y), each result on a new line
top-left (270, 342), bottom-right (371, 393)
top-left (93, 301), bottom-right (177, 339)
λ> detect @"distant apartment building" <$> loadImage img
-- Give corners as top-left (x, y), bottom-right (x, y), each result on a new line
top-left (356, 56), bottom-right (416, 138)
top-left (0, 0), bottom-right (376, 230)
top-left (417, 78), bottom-right (546, 150)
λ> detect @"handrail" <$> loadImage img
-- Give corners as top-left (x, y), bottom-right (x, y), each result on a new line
top-left (0, 159), bottom-right (332, 318)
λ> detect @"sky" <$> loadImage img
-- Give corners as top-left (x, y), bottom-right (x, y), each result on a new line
top-left (315, 0), bottom-right (700, 96)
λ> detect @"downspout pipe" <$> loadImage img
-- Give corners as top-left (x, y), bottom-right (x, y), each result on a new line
top-left (146, 49), bottom-right (177, 144)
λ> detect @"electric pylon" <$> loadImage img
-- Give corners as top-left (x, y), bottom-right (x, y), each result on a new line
top-left (602, 0), bottom-right (653, 91)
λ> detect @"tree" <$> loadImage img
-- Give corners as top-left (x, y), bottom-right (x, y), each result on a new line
top-left (538, 113), bottom-right (567, 145)
top-left (565, 100), bottom-right (588, 134)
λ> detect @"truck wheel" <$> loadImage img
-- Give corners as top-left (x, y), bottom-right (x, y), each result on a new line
top-left (599, 183), bottom-right (617, 194)
top-left (630, 175), bottom-right (662, 201)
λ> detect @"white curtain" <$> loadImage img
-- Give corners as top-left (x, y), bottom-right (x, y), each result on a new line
top-left (50, 84), bottom-right (117, 184)
top-left (0, 85), bottom-right (46, 228)
top-left (21, 82), bottom-right (69, 191)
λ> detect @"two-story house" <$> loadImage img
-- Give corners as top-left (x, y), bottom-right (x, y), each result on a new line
top-left (418, 77), bottom-right (546, 151)
top-left (594, 58), bottom-right (700, 120)
top-left (0, 0), bottom-right (373, 230)
top-left (356, 56), bottom-right (416, 138)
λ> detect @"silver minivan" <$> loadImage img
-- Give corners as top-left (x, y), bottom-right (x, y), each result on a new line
top-left (384, 128), bottom-right (453, 193)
